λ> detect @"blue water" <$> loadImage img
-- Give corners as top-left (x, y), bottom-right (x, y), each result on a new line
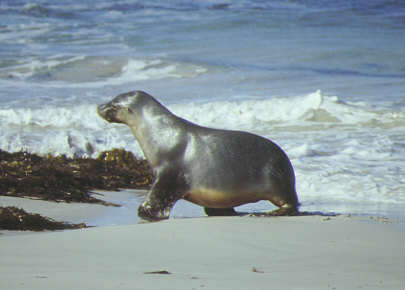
top-left (0, 0), bottom-right (404, 218)
top-left (1, 0), bottom-right (404, 102)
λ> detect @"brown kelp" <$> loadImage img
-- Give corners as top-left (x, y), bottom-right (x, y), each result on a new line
top-left (0, 149), bottom-right (154, 231)
top-left (0, 206), bottom-right (87, 231)
top-left (0, 149), bottom-right (153, 204)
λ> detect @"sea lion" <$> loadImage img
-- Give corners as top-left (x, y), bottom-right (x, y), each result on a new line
top-left (97, 91), bottom-right (299, 221)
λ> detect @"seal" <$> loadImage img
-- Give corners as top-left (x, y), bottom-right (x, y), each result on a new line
top-left (98, 91), bottom-right (299, 221)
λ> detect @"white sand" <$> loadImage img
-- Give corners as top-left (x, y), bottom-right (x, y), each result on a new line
top-left (1, 211), bottom-right (405, 290)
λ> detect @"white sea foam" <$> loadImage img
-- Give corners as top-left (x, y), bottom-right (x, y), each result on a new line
top-left (0, 104), bottom-right (100, 129)
top-left (0, 91), bottom-right (403, 153)
top-left (1, 55), bottom-right (86, 80)
top-left (103, 58), bottom-right (208, 86)
top-left (170, 91), bottom-right (405, 131)
top-left (1, 56), bottom-right (208, 87)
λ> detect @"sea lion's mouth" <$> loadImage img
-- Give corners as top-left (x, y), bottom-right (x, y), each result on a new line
top-left (97, 103), bottom-right (122, 123)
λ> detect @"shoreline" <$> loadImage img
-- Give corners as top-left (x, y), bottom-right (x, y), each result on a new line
top-left (2, 189), bottom-right (405, 232)
top-left (2, 188), bottom-right (404, 231)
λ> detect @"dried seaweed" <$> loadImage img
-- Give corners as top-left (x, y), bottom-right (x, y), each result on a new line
top-left (0, 149), bottom-right (155, 231)
top-left (0, 206), bottom-right (87, 231)
top-left (0, 149), bottom-right (154, 204)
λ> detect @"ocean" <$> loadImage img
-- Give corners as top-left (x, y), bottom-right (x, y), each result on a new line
top-left (1, 0), bottom-right (404, 220)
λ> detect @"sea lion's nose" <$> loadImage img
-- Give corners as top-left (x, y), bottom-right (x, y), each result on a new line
top-left (97, 102), bottom-right (122, 124)
top-left (97, 103), bottom-right (107, 115)
top-left (97, 102), bottom-right (113, 120)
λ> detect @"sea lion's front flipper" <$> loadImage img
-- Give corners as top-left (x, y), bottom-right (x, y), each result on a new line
top-left (138, 168), bottom-right (188, 221)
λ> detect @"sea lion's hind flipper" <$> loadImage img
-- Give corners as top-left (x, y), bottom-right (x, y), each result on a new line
top-left (266, 203), bottom-right (299, 216)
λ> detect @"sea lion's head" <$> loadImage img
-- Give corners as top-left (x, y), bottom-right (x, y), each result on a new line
top-left (98, 90), bottom-right (170, 126)
top-left (97, 91), bottom-right (150, 124)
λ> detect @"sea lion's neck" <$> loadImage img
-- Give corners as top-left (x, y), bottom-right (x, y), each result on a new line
top-left (126, 105), bottom-right (188, 169)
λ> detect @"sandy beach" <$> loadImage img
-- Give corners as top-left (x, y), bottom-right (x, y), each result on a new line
top-left (1, 195), bottom-right (405, 290)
